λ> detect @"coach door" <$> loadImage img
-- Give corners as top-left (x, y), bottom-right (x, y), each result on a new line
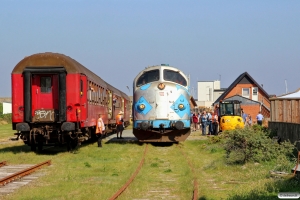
top-left (80, 75), bottom-right (87, 120)
top-left (31, 74), bottom-right (59, 122)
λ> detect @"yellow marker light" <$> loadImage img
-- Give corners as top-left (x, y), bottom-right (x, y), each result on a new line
top-left (139, 104), bottom-right (145, 110)
top-left (178, 104), bottom-right (184, 110)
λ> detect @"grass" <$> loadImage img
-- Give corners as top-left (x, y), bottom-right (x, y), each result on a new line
top-left (0, 123), bottom-right (15, 141)
top-left (0, 125), bottom-right (299, 199)
top-left (183, 140), bottom-right (300, 199)
top-left (120, 143), bottom-right (193, 199)
top-left (1, 141), bottom-right (146, 200)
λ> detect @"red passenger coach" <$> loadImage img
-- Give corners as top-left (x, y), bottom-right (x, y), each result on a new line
top-left (11, 52), bottom-right (130, 151)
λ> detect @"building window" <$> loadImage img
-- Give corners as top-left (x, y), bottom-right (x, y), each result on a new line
top-left (253, 87), bottom-right (258, 95)
top-left (242, 88), bottom-right (250, 98)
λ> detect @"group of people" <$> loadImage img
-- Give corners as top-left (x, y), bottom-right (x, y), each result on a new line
top-left (241, 109), bottom-right (253, 126)
top-left (192, 106), bottom-right (265, 136)
top-left (191, 109), bottom-right (219, 136)
top-left (241, 109), bottom-right (264, 126)
top-left (95, 110), bottom-right (125, 148)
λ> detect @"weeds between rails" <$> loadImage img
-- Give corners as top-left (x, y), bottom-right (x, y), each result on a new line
top-left (113, 142), bottom-right (195, 199)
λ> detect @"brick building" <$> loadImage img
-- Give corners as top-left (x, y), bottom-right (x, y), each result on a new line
top-left (213, 72), bottom-right (270, 124)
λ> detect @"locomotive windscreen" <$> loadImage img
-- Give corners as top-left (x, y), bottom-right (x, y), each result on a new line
top-left (163, 69), bottom-right (187, 86)
top-left (136, 69), bottom-right (159, 87)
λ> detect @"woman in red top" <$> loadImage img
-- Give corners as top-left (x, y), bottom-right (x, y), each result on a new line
top-left (192, 113), bottom-right (198, 132)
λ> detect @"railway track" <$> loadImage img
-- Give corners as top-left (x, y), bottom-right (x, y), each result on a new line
top-left (109, 144), bottom-right (148, 200)
top-left (109, 143), bottom-right (198, 199)
top-left (0, 160), bottom-right (51, 196)
top-left (178, 145), bottom-right (198, 200)
top-left (0, 161), bottom-right (7, 167)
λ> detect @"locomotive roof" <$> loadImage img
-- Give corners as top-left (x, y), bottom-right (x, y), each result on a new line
top-left (140, 65), bottom-right (186, 75)
top-left (12, 52), bottom-right (108, 85)
top-left (133, 65), bottom-right (188, 83)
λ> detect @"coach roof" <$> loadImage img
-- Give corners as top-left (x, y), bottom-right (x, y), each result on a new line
top-left (12, 52), bottom-right (107, 86)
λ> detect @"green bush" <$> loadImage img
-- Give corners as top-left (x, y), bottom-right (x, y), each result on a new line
top-left (222, 127), bottom-right (295, 164)
top-left (0, 113), bottom-right (12, 123)
top-left (0, 103), bottom-right (12, 123)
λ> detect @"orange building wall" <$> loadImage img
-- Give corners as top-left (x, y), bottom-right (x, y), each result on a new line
top-left (225, 84), bottom-right (270, 107)
top-left (241, 104), bottom-right (269, 124)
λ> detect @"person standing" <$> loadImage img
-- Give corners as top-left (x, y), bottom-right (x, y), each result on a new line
top-left (212, 111), bottom-right (219, 135)
top-left (197, 112), bottom-right (201, 130)
top-left (256, 111), bottom-right (264, 126)
top-left (201, 111), bottom-right (208, 136)
top-left (207, 111), bottom-right (213, 135)
top-left (192, 113), bottom-right (198, 131)
top-left (215, 104), bottom-right (221, 124)
top-left (241, 108), bottom-right (247, 124)
top-left (116, 111), bottom-right (124, 139)
top-left (96, 114), bottom-right (105, 147)
top-left (247, 114), bottom-right (252, 126)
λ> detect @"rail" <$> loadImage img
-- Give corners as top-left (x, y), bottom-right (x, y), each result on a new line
top-left (109, 144), bottom-right (148, 200)
top-left (0, 161), bottom-right (7, 167)
top-left (178, 145), bottom-right (198, 200)
top-left (0, 160), bottom-right (51, 186)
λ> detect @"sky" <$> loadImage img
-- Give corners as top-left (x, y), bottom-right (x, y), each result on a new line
top-left (1, 0), bottom-right (299, 98)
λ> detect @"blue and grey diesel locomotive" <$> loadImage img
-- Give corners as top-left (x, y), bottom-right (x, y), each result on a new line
top-left (132, 64), bottom-right (192, 142)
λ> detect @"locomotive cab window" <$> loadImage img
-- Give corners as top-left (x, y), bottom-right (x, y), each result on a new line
top-left (40, 77), bottom-right (52, 93)
top-left (163, 70), bottom-right (187, 86)
top-left (136, 69), bottom-right (159, 87)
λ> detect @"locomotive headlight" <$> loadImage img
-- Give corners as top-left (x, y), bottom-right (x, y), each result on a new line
top-left (157, 83), bottom-right (165, 90)
top-left (138, 104), bottom-right (145, 111)
top-left (178, 104), bottom-right (185, 110)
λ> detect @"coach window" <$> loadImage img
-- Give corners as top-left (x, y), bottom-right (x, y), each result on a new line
top-left (80, 80), bottom-right (83, 97)
top-left (92, 83), bottom-right (96, 103)
top-left (163, 70), bottom-right (187, 86)
top-left (99, 87), bottom-right (103, 105)
top-left (41, 77), bottom-right (52, 93)
top-left (97, 88), bottom-right (100, 105)
top-left (136, 69), bottom-right (159, 87)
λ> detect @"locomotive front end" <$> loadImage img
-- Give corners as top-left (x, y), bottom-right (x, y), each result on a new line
top-left (132, 65), bottom-right (191, 142)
